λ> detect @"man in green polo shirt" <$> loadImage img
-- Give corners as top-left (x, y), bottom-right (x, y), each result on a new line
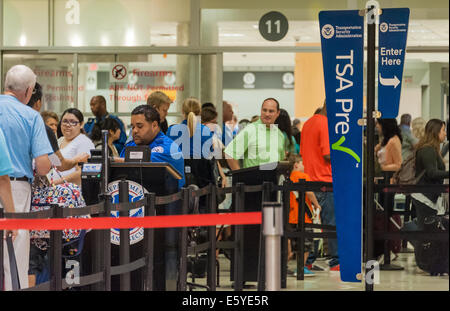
top-left (225, 98), bottom-right (285, 170)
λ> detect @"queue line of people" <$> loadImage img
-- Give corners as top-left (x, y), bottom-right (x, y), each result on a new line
top-left (0, 64), bottom-right (448, 290)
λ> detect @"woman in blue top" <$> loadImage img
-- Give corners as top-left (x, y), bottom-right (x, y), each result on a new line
top-left (167, 97), bottom-right (214, 160)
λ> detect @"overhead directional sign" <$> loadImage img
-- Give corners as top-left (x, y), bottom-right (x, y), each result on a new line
top-left (378, 8), bottom-right (409, 118)
top-left (319, 10), bottom-right (364, 283)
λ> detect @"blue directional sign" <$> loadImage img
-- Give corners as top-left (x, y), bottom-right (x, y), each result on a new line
top-left (378, 8), bottom-right (410, 118)
top-left (319, 10), bottom-right (364, 283)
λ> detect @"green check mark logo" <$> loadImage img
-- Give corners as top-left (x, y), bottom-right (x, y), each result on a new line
top-left (332, 136), bottom-right (361, 163)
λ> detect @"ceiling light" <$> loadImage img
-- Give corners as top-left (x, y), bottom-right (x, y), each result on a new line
top-left (125, 28), bottom-right (135, 46)
top-left (220, 33), bottom-right (245, 37)
top-left (70, 34), bottom-right (82, 46)
top-left (19, 34), bottom-right (27, 46)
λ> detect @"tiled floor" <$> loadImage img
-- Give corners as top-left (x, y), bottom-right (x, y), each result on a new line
top-left (188, 252), bottom-right (449, 291)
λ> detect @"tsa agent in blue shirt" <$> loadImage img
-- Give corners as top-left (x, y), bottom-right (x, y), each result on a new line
top-left (120, 105), bottom-right (185, 189)
top-left (167, 119), bottom-right (214, 160)
top-left (84, 95), bottom-right (127, 155)
top-left (166, 97), bottom-right (214, 160)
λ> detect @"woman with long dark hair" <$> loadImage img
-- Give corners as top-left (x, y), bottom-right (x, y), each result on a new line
top-left (412, 119), bottom-right (448, 226)
top-left (374, 118), bottom-right (403, 258)
top-left (375, 118), bottom-right (403, 172)
top-left (275, 109), bottom-right (299, 157)
top-left (51, 108), bottom-right (94, 185)
top-left (90, 117), bottom-right (121, 157)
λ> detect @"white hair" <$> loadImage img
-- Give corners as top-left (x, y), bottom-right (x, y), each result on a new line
top-left (4, 65), bottom-right (36, 93)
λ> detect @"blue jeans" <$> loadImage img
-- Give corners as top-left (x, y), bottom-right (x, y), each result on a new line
top-left (307, 192), bottom-right (339, 267)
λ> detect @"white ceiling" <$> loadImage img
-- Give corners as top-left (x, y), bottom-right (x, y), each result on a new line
top-left (149, 19), bottom-right (448, 65)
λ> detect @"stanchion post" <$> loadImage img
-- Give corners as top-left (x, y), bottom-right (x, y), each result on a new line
top-left (233, 182), bottom-right (245, 291)
top-left (258, 182), bottom-right (273, 291)
top-left (100, 130), bottom-right (111, 291)
top-left (263, 202), bottom-right (283, 291)
top-left (101, 130), bottom-right (109, 194)
top-left (50, 204), bottom-right (63, 291)
top-left (102, 195), bottom-right (112, 291)
top-left (207, 183), bottom-right (217, 291)
top-left (143, 192), bottom-right (156, 291)
top-left (281, 179), bottom-right (290, 289)
top-left (119, 179), bottom-right (130, 291)
top-left (297, 184), bottom-right (306, 281)
top-left (178, 187), bottom-right (189, 291)
top-left (383, 172), bottom-right (391, 266)
top-left (365, 4), bottom-right (377, 291)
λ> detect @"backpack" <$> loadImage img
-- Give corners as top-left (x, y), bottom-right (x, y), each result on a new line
top-left (392, 152), bottom-right (425, 185)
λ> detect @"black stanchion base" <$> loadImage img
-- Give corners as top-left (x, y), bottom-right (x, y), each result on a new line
top-left (380, 264), bottom-right (404, 271)
top-left (231, 282), bottom-right (257, 289)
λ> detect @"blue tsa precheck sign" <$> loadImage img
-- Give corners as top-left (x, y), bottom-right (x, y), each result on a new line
top-left (319, 9), bottom-right (364, 283)
top-left (378, 8), bottom-right (409, 119)
top-left (108, 180), bottom-right (147, 245)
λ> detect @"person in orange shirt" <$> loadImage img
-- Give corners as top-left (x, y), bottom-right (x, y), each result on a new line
top-left (300, 102), bottom-right (339, 271)
top-left (287, 154), bottom-right (321, 276)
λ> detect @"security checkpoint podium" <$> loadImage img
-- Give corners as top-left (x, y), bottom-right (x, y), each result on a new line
top-left (230, 161), bottom-right (290, 287)
top-left (81, 162), bottom-right (182, 291)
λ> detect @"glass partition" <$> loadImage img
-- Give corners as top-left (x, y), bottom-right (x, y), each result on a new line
top-left (2, 0), bottom-right (49, 46)
top-left (54, 0), bottom-right (189, 47)
top-left (2, 53), bottom-right (74, 113)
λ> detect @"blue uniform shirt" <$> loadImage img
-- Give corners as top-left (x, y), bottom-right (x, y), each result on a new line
top-left (0, 128), bottom-right (13, 176)
top-left (120, 131), bottom-right (185, 189)
top-left (0, 95), bottom-right (53, 179)
top-left (84, 113), bottom-right (127, 155)
top-left (167, 119), bottom-right (214, 159)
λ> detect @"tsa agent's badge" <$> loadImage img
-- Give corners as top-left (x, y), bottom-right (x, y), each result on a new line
top-left (151, 146), bottom-right (164, 153)
top-left (108, 180), bottom-right (148, 245)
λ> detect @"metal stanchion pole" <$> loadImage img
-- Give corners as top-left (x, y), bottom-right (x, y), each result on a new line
top-left (178, 187), bottom-right (189, 291)
top-left (143, 192), bottom-right (156, 291)
top-left (103, 195), bottom-right (112, 291)
top-left (50, 204), bottom-right (63, 291)
top-left (207, 183), bottom-right (217, 291)
top-left (365, 4), bottom-right (376, 291)
top-left (100, 130), bottom-right (111, 291)
top-left (263, 202), bottom-right (283, 291)
top-left (233, 182), bottom-right (244, 291)
top-left (119, 179), bottom-right (130, 291)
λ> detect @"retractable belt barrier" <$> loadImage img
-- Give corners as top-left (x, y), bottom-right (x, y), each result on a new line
top-left (0, 180), bottom-right (448, 291)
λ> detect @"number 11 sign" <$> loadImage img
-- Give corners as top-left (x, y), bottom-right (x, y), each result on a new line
top-left (259, 11), bottom-right (289, 42)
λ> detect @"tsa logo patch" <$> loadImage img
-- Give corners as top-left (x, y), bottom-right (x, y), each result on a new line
top-left (321, 24), bottom-right (335, 39)
top-left (151, 146), bottom-right (164, 153)
top-left (108, 180), bottom-right (148, 245)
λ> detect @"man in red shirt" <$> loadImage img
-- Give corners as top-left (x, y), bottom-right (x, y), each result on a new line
top-left (300, 102), bottom-right (339, 271)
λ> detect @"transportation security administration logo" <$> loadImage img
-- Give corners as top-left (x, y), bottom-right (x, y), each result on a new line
top-left (379, 22), bottom-right (388, 33)
top-left (108, 180), bottom-right (148, 245)
top-left (321, 24), bottom-right (335, 39)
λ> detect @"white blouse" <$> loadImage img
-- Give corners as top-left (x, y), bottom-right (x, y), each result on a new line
top-left (52, 134), bottom-right (94, 178)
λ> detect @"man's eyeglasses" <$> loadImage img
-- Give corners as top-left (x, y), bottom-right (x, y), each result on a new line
top-left (62, 119), bottom-right (80, 127)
